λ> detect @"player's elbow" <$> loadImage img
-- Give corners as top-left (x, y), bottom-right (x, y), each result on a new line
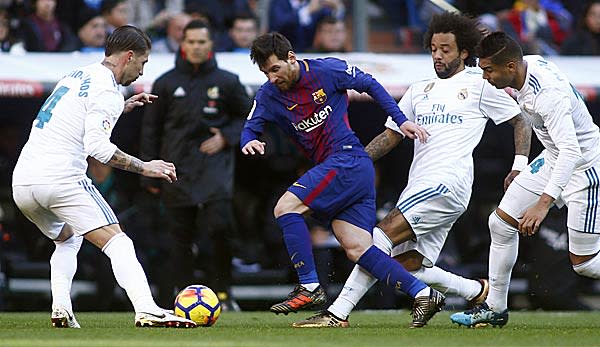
top-left (84, 137), bottom-right (117, 164)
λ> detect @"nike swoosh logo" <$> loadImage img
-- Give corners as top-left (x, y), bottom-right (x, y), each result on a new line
top-left (287, 104), bottom-right (298, 111)
top-left (292, 182), bottom-right (306, 189)
top-left (140, 312), bottom-right (166, 318)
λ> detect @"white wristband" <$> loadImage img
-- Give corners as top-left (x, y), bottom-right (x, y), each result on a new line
top-left (512, 155), bottom-right (529, 171)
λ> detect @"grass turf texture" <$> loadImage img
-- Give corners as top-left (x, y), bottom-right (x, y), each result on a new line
top-left (1, 311), bottom-right (599, 347)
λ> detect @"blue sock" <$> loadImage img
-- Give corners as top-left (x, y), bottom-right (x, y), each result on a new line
top-left (276, 213), bottom-right (319, 285)
top-left (357, 245), bottom-right (427, 298)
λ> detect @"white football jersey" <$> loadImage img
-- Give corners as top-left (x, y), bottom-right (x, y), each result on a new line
top-left (13, 63), bottom-right (123, 185)
top-left (385, 68), bottom-right (520, 207)
top-left (514, 55), bottom-right (600, 198)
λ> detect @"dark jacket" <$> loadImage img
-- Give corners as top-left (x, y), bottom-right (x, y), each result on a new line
top-left (20, 14), bottom-right (77, 52)
top-left (561, 30), bottom-right (600, 56)
top-left (140, 51), bottom-right (252, 206)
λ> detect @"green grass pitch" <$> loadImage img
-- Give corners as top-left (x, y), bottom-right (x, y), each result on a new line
top-left (1, 311), bottom-right (599, 347)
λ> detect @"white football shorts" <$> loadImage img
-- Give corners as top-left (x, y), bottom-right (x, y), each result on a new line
top-left (391, 183), bottom-right (466, 267)
top-left (499, 152), bottom-right (600, 255)
top-left (12, 179), bottom-right (119, 240)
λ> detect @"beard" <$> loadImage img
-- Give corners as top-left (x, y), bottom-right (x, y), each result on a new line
top-left (435, 56), bottom-right (462, 79)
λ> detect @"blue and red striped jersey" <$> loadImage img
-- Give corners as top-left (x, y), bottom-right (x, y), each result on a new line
top-left (241, 57), bottom-right (407, 164)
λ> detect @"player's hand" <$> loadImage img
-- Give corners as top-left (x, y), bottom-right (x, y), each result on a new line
top-left (199, 127), bottom-right (226, 155)
top-left (503, 170), bottom-right (521, 191)
top-left (518, 195), bottom-right (553, 236)
top-left (399, 121), bottom-right (429, 143)
top-left (142, 160), bottom-right (177, 183)
top-left (123, 92), bottom-right (158, 113)
top-left (242, 140), bottom-right (266, 155)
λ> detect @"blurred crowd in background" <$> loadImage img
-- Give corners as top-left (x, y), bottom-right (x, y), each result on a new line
top-left (1, 0), bottom-right (600, 312)
top-left (0, 0), bottom-right (599, 55)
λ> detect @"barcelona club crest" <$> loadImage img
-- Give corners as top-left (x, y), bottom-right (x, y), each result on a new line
top-left (312, 88), bottom-right (327, 104)
top-left (457, 88), bottom-right (468, 100)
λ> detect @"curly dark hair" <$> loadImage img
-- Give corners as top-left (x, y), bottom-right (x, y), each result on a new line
top-left (477, 31), bottom-right (523, 65)
top-left (423, 12), bottom-right (482, 67)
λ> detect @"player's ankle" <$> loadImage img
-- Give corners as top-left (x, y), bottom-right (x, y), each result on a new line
top-left (301, 283), bottom-right (319, 291)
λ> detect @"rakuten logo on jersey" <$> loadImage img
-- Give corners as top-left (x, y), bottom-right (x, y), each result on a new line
top-left (292, 105), bottom-right (332, 132)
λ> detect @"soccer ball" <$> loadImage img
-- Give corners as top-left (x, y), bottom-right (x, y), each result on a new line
top-left (174, 284), bottom-right (221, 326)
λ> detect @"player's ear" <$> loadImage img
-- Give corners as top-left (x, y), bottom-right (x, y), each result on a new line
top-left (506, 61), bottom-right (517, 72)
top-left (287, 50), bottom-right (296, 63)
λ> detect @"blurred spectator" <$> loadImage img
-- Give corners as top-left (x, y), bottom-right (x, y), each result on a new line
top-left (125, 0), bottom-right (160, 30)
top-left (183, 0), bottom-right (253, 52)
top-left (183, 2), bottom-right (213, 25)
top-left (454, 0), bottom-right (514, 15)
top-left (561, 1), bottom-right (600, 55)
top-left (184, 0), bottom-right (253, 33)
top-left (221, 13), bottom-right (258, 53)
top-left (268, 0), bottom-right (345, 52)
top-left (309, 16), bottom-right (347, 53)
top-left (152, 12), bottom-right (190, 53)
top-left (453, 0), bottom-right (514, 32)
top-left (126, 0), bottom-right (184, 35)
top-left (19, 0), bottom-right (77, 52)
top-left (376, 0), bottom-right (426, 31)
top-left (56, 0), bottom-right (85, 33)
top-left (0, 8), bottom-right (24, 53)
top-left (84, 0), bottom-right (102, 10)
top-left (500, 0), bottom-right (572, 55)
top-left (75, 6), bottom-right (106, 52)
top-left (101, 0), bottom-right (128, 34)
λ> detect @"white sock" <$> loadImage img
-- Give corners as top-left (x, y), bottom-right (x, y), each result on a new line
top-left (327, 226), bottom-right (392, 319)
top-left (415, 287), bottom-right (430, 297)
top-left (412, 266), bottom-right (481, 300)
top-left (301, 283), bottom-right (319, 291)
top-left (573, 252), bottom-right (600, 278)
top-left (102, 233), bottom-right (160, 314)
top-left (328, 265), bottom-right (376, 320)
top-left (50, 235), bottom-right (83, 313)
top-left (486, 211), bottom-right (519, 312)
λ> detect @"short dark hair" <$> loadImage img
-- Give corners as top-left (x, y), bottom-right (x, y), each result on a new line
top-left (423, 12), bottom-right (482, 67)
top-left (250, 32), bottom-right (293, 67)
top-left (316, 16), bottom-right (342, 30)
top-left (105, 25), bottom-right (151, 56)
top-left (101, 0), bottom-right (126, 15)
top-left (226, 12), bottom-right (258, 30)
top-left (477, 31), bottom-right (523, 65)
top-left (183, 19), bottom-right (213, 40)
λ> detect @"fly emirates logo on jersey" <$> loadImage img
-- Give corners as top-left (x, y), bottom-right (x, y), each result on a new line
top-left (292, 105), bottom-right (333, 133)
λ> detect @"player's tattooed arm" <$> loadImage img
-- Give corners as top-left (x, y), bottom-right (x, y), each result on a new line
top-left (509, 113), bottom-right (532, 157)
top-left (107, 149), bottom-right (144, 174)
top-left (107, 149), bottom-right (178, 183)
top-left (365, 128), bottom-right (403, 162)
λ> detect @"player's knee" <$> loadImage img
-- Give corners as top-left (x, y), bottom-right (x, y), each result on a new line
top-left (572, 254), bottom-right (600, 279)
top-left (273, 201), bottom-right (286, 218)
top-left (488, 210), bottom-right (517, 243)
top-left (345, 243), bottom-right (370, 263)
top-left (273, 193), bottom-right (306, 218)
